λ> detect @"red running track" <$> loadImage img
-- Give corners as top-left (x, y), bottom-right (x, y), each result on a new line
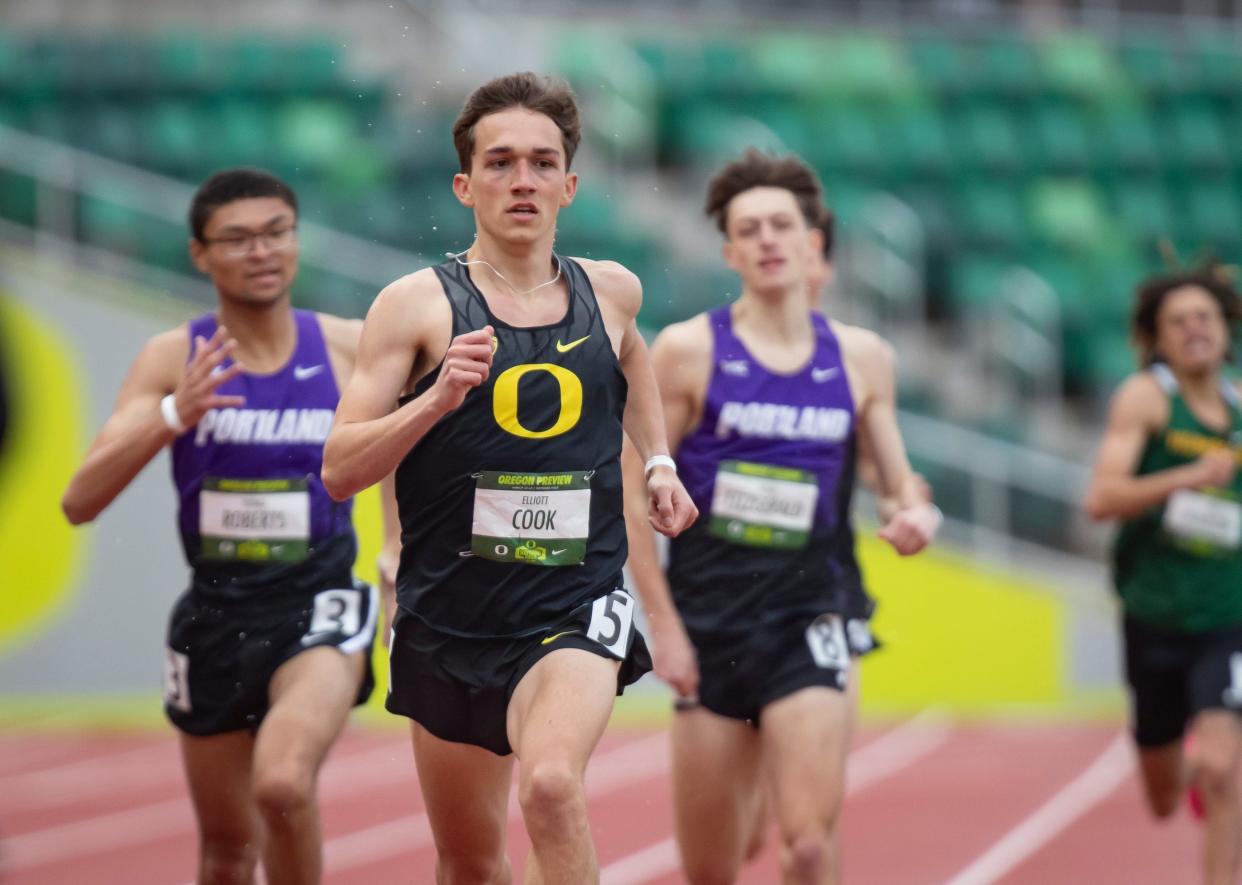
top-left (0, 716), bottom-right (1201, 884)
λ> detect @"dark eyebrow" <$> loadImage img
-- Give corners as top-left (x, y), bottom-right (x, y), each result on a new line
top-left (212, 213), bottom-right (293, 236)
top-left (482, 146), bottom-right (561, 158)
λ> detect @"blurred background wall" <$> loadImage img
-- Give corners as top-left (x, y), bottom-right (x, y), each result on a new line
top-left (3, 0), bottom-right (1240, 724)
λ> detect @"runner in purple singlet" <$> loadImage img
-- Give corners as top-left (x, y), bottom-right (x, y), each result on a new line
top-left (62, 168), bottom-right (397, 885)
top-left (623, 150), bottom-right (940, 884)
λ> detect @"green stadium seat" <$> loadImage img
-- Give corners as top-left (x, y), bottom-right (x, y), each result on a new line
top-left (76, 102), bottom-right (142, 162)
top-left (885, 103), bottom-right (954, 179)
top-left (1027, 178), bottom-right (1110, 249)
top-left (1184, 178), bottom-right (1242, 250)
top-left (954, 180), bottom-right (1027, 249)
top-left (1186, 31), bottom-right (1242, 99)
top-left (1108, 177), bottom-right (1176, 247)
top-left (1036, 32), bottom-right (1126, 102)
top-left (151, 33), bottom-right (217, 94)
top-left (274, 100), bottom-right (357, 169)
top-left (952, 103), bottom-right (1026, 173)
top-left (1030, 102), bottom-right (1093, 173)
top-left (0, 171), bottom-right (37, 226)
top-left (141, 101), bottom-right (205, 175)
top-left (1092, 105), bottom-right (1162, 172)
top-left (906, 32), bottom-right (970, 97)
top-left (1165, 102), bottom-right (1231, 172)
top-left (946, 253), bottom-right (1011, 312)
top-left (970, 32), bottom-right (1041, 98)
top-left (805, 103), bottom-right (884, 175)
top-left (1117, 34), bottom-right (1191, 98)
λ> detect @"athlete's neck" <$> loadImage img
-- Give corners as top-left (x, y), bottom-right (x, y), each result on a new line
top-left (1174, 366), bottom-right (1224, 401)
top-left (215, 296), bottom-right (297, 373)
top-left (734, 286), bottom-right (815, 344)
top-left (467, 230), bottom-right (559, 296)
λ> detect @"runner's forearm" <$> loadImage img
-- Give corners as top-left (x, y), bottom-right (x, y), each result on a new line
top-left (62, 404), bottom-right (176, 524)
top-left (324, 392), bottom-right (450, 501)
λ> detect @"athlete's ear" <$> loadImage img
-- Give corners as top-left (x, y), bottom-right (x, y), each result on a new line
top-left (188, 237), bottom-right (210, 275)
top-left (807, 226), bottom-right (824, 255)
top-left (721, 239), bottom-right (742, 274)
top-left (452, 172), bottom-right (474, 208)
top-left (560, 171), bottom-right (578, 208)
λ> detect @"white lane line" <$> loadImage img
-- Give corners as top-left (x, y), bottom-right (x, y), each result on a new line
top-left (942, 733), bottom-right (1132, 885)
top-left (0, 739), bottom-right (411, 871)
top-left (600, 709), bottom-right (955, 885)
top-left (321, 731), bottom-right (672, 875)
top-left (0, 741), bottom-right (172, 798)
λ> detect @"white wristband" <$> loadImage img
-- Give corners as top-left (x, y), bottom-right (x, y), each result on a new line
top-left (644, 455), bottom-right (676, 477)
top-left (160, 394), bottom-right (186, 434)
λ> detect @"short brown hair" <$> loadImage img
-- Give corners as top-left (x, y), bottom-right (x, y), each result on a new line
top-left (704, 149), bottom-right (825, 234)
top-left (1131, 265), bottom-right (1242, 366)
top-left (452, 72), bottom-right (582, 173)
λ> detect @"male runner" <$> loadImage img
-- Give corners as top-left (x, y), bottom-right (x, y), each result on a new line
top-left (322, 72), bottom-right (696, 883)
top-left (62, 168), bottom-right (386, 885)
top-left (1086, 266), bottom-right (1242, 885)
top-left (623, 150), bottom-right (939, 884)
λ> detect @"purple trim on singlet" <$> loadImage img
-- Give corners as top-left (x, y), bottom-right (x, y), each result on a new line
top-left (171, 310), bottom-right (352, 550)
top-left (676, 305), bottom-right (855, 535)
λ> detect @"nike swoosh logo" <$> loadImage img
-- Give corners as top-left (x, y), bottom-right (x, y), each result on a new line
top-left (550, 548), bottom-right (567, 556)
top-left (811, 367), bottom-right (839, 382)
top-left (541, 629), bottom-right (578, 646)
top-left (294, 364), bottom-right (325, 381)
top-left (556, 335), bottom-right (590, 354)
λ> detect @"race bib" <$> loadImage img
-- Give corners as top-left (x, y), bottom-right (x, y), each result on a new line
top-left (200, 477), bottom-right (310, 562)
top-left (709, 460), bottom-right (818, 549)
top-left (471, 470), bottom-right (591, 566)
top-left (1163, 488), bottom-right (1242, 553)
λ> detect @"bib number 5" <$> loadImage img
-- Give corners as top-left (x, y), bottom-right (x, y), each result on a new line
top-left (586, 590), bottom-right (637, 658)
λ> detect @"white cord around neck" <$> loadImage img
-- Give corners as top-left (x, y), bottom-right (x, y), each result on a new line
top-left (447, 247), bottom-right (563, 297)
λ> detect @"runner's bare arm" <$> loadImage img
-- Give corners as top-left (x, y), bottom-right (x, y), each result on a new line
top-left (317, 313), bottom-right (366, 386)
top-left (323, 272), bottom-right (491, 501)
top-left (856, 431), bottom-right (932, 522)
top-left (62, 326), bottom-right (244, 524)
top-left (844, 328), bottom-right (939, 555)
top-left (1085, 374), bottom-right (1235, 520)
top-left (377, 471), bottom-right (402, 644)
top-left (621, 436), bottom-right (698, 699)
top-left (592, 263), bottom-right (698, 537)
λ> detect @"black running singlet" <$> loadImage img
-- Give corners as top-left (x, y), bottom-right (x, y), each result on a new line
top-left (394, 256), bottom-right (629, 638)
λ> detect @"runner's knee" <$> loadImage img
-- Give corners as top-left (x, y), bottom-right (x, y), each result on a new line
top-left (519, 760), bottom-right (581, 826)
top-left (1195, 753), bottom-right (1239, 803)
top-left (783, 831), bottom-right (829, 881)
top-left (254, 768), bottom-right (314, 822)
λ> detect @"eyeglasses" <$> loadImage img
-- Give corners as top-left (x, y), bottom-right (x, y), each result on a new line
top-left (203, 226), bottom-right (297, 257)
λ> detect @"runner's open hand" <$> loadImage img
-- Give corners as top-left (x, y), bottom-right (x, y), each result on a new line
top-left (431, 326), bottom-right (494, 413)
top-left (172, 326), bottom-right (246, 428)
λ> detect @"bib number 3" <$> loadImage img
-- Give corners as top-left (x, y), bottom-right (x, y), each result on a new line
top-left (586, 590), bottom-right (637, 658)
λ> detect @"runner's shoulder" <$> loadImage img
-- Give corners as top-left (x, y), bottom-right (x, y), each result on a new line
top-left (574, 258), bottom-right (641, 316)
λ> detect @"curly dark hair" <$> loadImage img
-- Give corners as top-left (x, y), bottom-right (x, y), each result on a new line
top-left (704, 149), bottom-right (826, 235)
top-left (1131, 264), bottom-right (1242, 366)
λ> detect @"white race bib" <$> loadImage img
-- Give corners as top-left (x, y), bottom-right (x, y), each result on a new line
top-left (1163, 489), bottom-right (1242, 552)
top-left (200, 477), bottom-right (310, 562)
top-left (710, 460), bottom-right (818, 549)
top-left (471, 470), bottom-right (592, 566)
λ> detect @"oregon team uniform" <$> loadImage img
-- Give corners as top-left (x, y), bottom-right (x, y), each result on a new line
top-left (164, 310), bottom-right (376, 735)
top-left (669, 306), bottom-right (856, 723)
top-left (1115, 363), bottom-right (1242, 746)
top-left (387, 255), bottom-right (651, 755)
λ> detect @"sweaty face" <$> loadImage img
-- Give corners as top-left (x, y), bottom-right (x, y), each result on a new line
top-left (1154, 285), bottom-right (1231, 373)
top-left (722, 187), bottom-right (814, 297)
top-left (190, 196), bottom-right (299, 307)
top-left (454, 107), bottom-right (577, 247)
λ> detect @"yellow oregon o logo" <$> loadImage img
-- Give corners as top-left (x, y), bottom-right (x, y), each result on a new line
top-left (492, 363), bottom-right (583, 439)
